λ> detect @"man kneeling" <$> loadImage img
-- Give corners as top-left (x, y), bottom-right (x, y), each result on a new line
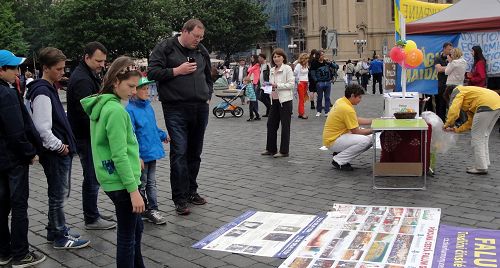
top-left (322, 84), bottom-right (373, 171)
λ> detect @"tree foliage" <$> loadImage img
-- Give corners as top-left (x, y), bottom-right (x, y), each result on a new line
top-left (159, 0), bottom-right (268, 60)
top-left (11, 0), bottom-right (54, 56)
top-left (49, 0), bottom-right (169, 59)
top-left (0, 1), bottom-right (29, 54)
top-left (6, 0), bottom-right (269, 61)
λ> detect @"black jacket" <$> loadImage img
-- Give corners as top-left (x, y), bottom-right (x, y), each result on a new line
top-left (148, 35), bottom-right (213, 104)
top-left (232, 65), bottom-right (248, 84)
top-left (0, 80), bottom-right (39, 170)
top-left (67, 62), bottom-right (101, 140)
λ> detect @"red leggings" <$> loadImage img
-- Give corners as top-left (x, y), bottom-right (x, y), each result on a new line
top-left (297, 81), bottom-right (308, 116)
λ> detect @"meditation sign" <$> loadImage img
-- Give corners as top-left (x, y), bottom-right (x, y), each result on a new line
top-left (433, 225), bottom-right (500, 268)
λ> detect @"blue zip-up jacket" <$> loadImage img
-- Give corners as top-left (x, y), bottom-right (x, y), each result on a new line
top-left (369, 59), bottom-right (383, 74)
top-left (126, 98), bottom-right (167, 162)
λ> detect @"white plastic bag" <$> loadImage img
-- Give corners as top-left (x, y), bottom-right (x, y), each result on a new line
top-left (421, 111), bottom-right (458, 153)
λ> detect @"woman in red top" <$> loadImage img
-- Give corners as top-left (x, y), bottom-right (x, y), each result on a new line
top-left (246, 55), bottom-right (261, 87)
top-left (467, 45), bottom-right (487, 87)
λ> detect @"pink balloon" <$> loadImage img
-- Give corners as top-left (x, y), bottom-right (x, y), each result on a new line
top-left (389, 47), bottom-right (406, 63)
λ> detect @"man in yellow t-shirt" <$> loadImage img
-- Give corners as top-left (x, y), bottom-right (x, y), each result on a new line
top-left (322, 84), bottom-right (373, 171)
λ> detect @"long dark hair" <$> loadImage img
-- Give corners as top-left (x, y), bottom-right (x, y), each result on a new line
top-left (101, 56), bottom-right (141, 94)
top-left (250, 55), bottom-right (259, 66)
top-left (472, 45), bottom-right (486, 66)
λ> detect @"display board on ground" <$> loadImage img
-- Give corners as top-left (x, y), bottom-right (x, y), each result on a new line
top-left (279, 204), bottom-right (441, 268)
top-left (192, 211), bottom-right (326, 258)
top-left (432, 225), bottom-right (500, 268)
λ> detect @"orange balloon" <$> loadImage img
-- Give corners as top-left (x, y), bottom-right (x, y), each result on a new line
top-left (406, 48), bottom-right (424, 67)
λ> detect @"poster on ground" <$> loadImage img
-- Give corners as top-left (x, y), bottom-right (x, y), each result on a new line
top-left (279, 204), bottom-right (441, 268)
top-left (192, 211), bottom-right (326, 258)
top-left (432, 225), bottom-right (500, 268)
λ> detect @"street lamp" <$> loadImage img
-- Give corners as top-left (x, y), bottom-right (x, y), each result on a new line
top-left (288, 43), bottom-right (297, 62)
top-left (354, 39), bottom-right (367, 59)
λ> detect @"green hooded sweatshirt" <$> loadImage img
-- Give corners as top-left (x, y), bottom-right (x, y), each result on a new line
top-left (81, 94), bottom-right (141, 193)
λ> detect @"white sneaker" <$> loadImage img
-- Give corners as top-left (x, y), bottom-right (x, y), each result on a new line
top-left (315, 112), bottom-right (321, 117)
top-left (324, 113), bottom-right (329, 117)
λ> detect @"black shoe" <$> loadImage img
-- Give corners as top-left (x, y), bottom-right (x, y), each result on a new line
top-left (188, 193), bottom-right (207, 205)
top-left (261, 150), bottom-right (275, 156)
top-left (262, 114), bottom-right (269, 117)
top-left (175, 203), bottom-right (190, 215)
top-left (247, 118), bottom-right (254, 122)
top-left (254, 117), bottom-right (261, 121)
top-left (11, 251), bottom-right (46, 268)
top-left (331, 159), bottom-right (354, 171)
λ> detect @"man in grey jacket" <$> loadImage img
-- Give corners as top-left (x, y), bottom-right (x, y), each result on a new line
top-left (148, 19), bottom-right (213, 215)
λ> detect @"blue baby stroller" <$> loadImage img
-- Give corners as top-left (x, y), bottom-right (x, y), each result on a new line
top-left (212, 78), bottom-right (245, 118)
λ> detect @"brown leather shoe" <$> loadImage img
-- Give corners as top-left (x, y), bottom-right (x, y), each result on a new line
top-left (273, 153), bottom-right (289, 158)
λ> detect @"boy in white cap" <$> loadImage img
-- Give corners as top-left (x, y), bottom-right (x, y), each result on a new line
top-left (0, 50), bottom-right (46, 267)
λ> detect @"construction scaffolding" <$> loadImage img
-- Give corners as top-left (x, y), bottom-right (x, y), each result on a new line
top-left (257, 0), bottom-right (306, 61)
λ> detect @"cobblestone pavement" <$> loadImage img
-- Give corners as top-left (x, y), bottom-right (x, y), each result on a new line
top-left (6, 82), bottom-right (500, 268)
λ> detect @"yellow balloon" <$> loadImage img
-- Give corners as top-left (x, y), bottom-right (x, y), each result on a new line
top-left (404, 40), bottom-right (417, 53)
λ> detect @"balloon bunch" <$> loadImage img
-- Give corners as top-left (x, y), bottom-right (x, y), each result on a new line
top-left (389, 40), bottom-right (424, 68)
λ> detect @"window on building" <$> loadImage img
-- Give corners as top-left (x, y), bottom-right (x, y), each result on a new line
top-left (321, 29), bottom-right (327, 49)
top-left (391, 0), bottom-right (395, 21)
top-left (321, 0), bottom-right (326, 5)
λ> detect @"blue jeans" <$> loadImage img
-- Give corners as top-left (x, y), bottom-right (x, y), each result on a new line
top-left (106, 190), bottom-right (144, 268)
top-left (0, 164), bottom-right (29, 261)
top-left (77, 139), bottom-right (101, 224)
top-left (347, 74), bottom-right (354, 85)
top-left (140, 161), bottom-right (158, 210)
top-left (39, 152), bottom-right (71, 241)
top-left (316, 81), bottom-right (332, 113)
top-left (161, 102), bottom-right (208, 205)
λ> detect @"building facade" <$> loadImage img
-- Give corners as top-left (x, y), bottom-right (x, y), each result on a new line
top-left (305, 0), bottom-right (458, 62)
top-left (259, 0), bottom-right (458, 63)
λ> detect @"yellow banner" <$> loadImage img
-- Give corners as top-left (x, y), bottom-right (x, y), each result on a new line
top-left (395, 0), bottom-right (451, 36)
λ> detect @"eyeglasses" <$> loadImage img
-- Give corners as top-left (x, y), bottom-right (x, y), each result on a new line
top-left (190, 31), bottom-right (204, 41)
top-left (119, 64), bottom-right (139, 74)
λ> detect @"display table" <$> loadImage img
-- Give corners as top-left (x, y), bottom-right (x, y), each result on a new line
top-left (371, 118), bottom-right (428, 190)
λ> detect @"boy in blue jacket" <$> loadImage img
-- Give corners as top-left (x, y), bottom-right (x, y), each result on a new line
top-left (126, 77), bottom-right (168, 225)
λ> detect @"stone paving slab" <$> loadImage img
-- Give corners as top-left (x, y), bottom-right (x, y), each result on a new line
top-left (4, 82), bottom-right (499, 268)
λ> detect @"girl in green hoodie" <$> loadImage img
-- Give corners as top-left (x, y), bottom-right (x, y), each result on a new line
top-left (81, 56), bottom-right (145, 268)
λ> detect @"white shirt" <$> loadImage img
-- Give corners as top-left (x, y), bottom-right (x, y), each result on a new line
top-left (293, 63), bottom-right (309, 82)
top-left (260, 62), bottom-right (268, 86)
top-left (238, 66), bottom-right (244, 82)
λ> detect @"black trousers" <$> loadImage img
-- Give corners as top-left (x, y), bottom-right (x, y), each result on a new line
top-left (266, 100), bottom-right (292, 154)
top-left (249, 101), bottom-right (259, 119)
top-left (435, 85), bottom-right (447, 122)
top-left (258, 88), bottom-right (271, 116)
top-left (372, 73), bottom-right (383, 94)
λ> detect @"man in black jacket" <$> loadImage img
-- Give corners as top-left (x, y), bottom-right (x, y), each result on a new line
top-left (67, 42), bottom-right (116, 230)
top-left (0, 50), bottom-right (46, 266)
top-left (148, 19), bottom-right (213, 215)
